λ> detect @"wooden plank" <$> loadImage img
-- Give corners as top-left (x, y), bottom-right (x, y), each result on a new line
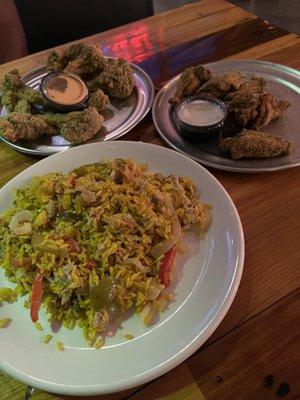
top-left (224, 34), bottom-right (300, 63)
top-left (259, 42), bottom-right (300, 70)
top-left (187, 289), bottom-right (300, 400)
top-left (127, 363), bottom-right (207, 400)
top-left (204, 168), bottom-right (300, 343)
top-left (0, 143), bottom-right (37, 187)
top-left (139, 19), bottom-right (290, 86)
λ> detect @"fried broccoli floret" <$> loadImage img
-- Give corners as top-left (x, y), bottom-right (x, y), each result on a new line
top-left (46, 50), bottom-right (62, 71)
top-left (14, 99), bottom-right (32, 113)
top-left (47, 43), bottom-right (108, 79)
top-left (0, 69), bottom-right (45, 112)
top-left (0, 112), bottom-right (57, 142)
top-left (87, 89), bottom-right (110, 112)
top-left (61, 107), bottom-right (104, 144)
top-left (42, 112), bottom-right (66, 130)
top-left (85, 75), bottom-right (102, 92)
top-left (97, 59), bottom-right (135, 99)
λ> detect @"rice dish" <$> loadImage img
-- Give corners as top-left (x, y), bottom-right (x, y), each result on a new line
top-left (0, 159), bottom-right (210, 345)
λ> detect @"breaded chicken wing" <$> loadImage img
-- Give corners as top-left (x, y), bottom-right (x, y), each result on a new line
top-left (169, 65), bottom-right (212, 106)
top-left (238, 76), bottom-right (266, 94)
top-left (0, 112), bottom-right (56, 142)
top-left (225, 91), bottom-right (260, 128)
top-left (219, 129), bottom-right (291, 159)
top-left (61, 107), bottom-right (103, 144)
top-left (226, 91), bottom-right (290, 130)
top-left (252, 93), bottom-right (290, 130)
top-left (196, 71), bottom-right (245, 99)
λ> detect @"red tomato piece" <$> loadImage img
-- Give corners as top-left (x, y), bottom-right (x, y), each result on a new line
top-left (159, 246), bottom-right (177, 287)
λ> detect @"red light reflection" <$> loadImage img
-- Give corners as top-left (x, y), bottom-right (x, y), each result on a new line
top-left (103, 24), bottom-right (156, 63)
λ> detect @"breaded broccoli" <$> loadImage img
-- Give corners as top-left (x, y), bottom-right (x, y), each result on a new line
top-left (97, 59), bottom-right (135, 99)
top-left (87, 89), bottom-right (110, 112)
top-left (0, 112), bottom-right (57, 142)
top-left (47, 43), bottom-right (108, 79)
top-left (61, 107), bottom-right (104, 144)
top-left (0, 69), bottom-right (45, 112)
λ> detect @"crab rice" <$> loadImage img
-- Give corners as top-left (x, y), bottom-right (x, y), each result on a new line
top-left (0, 159), bottom-right (210, 345)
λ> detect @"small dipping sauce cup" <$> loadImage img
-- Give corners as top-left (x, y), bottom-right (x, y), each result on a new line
top-left (173, 95), bottom-right (228, 142)
top-left (40, 72), bottom-right (89, 112)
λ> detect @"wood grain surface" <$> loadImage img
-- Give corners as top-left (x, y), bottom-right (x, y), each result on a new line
top-left (0, 1), bottom-right (300, 399)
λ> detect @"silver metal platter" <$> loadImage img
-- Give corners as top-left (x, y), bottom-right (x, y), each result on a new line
top-left (152, 60), bottom-right (300, 173)
top-left (0, 61), bottom-right (154, 156)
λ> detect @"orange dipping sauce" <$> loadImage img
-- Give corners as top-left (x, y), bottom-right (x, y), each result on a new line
top-left (42, 72), bottom-right (88, 106)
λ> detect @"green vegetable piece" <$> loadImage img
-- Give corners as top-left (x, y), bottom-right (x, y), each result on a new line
top-left (90, 277), bottom-right (116, 311)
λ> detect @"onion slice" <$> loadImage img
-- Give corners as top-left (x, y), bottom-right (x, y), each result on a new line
top-left (151, 196), bottom-right (181, 259)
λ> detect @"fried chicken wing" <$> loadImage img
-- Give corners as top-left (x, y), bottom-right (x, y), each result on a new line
top-left (226, 91), bottom-right (290, 130)
top-left (225, 91), bottom-right (260, 128)
top-left (219, 129), bottom-right (291, 159)
top-left (196, 71), bottom-right (245, 99)
top-left (252, 93), bottom-right (290, 130)
top-left (96, 59), bottom-right (135, 99)
top-left (0, 113), bottom-right (56, 142)
top-left (87, 89), bottom-right (110, 112)
top-left (169, 65), bottom-right (212, 106)
top-left (238, 76), bottom-right (266, 94)
top-left (0, 69), bottom-right (45, 112)
top-left (61, 107), bottom-right (104, 144)
top-left (47, 43), bottom-right (108, 79)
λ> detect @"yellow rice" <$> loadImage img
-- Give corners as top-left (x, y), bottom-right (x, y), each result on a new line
top-left (0, 159), bottom-right (210, 344)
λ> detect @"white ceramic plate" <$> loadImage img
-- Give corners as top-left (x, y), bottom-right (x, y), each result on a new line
top-left (0, 142), bottom-right (244, 396)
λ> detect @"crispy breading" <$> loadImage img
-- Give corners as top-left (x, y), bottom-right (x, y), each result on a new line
top-left (87, 89), bottom-right (110, 112)
top-left (196, 71), bottom-right (245, 99)
top-left (0, 69), bottom-right (45, 112)
top-left (169, 65), bottom-right (212, 106)
top-left (238, 76), bottom-right (266, 94)
top-left (226, 91), bottom-right (260, 128)
top-left (252, 93), bottom-right (290, 129)
top-left (85, 75), bottom-right (102, 92)
top-left (61, 107), bottom-right (103, 144)
top-left (47, 43), bottom-right (108, 78)
top-left (219, 129), bottom-right (291, 159)
top-left (0, 113), bottom-right (56, 142)
top-left (96, 59), bottom-right (135, 99)
top-left (226, 91), bottom-right (290, 130)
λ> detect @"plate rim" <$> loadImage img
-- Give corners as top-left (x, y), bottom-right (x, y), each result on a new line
top-left (0, 141), bottom-right (245, 395)
top-left (0, 61), bottom-right (155, 156)
top-left (152, 59), bottom-right (300, 173)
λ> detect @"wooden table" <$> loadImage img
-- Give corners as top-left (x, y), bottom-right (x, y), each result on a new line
top-left (1, 1), bottom-right (300, 399)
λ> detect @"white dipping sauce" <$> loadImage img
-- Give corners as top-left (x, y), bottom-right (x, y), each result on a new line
top-left (178, 99), bottom-right (225, 126)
